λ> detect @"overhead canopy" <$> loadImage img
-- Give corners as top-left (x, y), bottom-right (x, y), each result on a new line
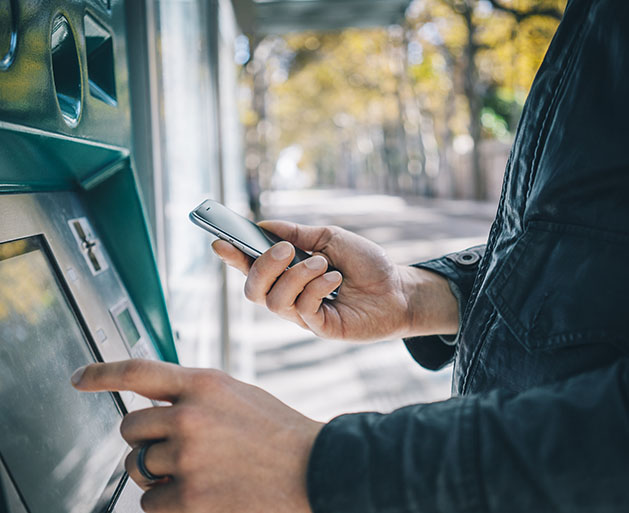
top-left (232, 0), bottom-right (413, 35)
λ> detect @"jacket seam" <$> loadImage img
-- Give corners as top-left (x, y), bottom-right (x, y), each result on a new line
top-left (461, 310), bottom-right (497, 395)
top-left (527, 219), bottom-right (629, 242)
top-left (458, 146), bottom-right (513, 349)
top-left (456, 2), bottom-right (592, 392)
top-left (520, 2), bottom-right (591, 215)
top-left (485, 221), bottom-right (627, 351)
top-left (491, 286), bottom-right (616, 350)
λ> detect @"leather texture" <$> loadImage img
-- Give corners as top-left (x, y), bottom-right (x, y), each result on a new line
top-left (406, 0), bottom-right (629, 396)
top-left (308, 1), bottom-right (629, 511)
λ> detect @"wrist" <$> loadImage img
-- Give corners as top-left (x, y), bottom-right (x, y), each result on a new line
top-left (398, 265), bottom-right (459, 338)
top-left (291, 419), bottom-right (324, 513)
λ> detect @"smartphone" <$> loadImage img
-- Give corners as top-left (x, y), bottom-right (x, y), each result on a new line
top-left (189, 199), bottom-right (339, 299)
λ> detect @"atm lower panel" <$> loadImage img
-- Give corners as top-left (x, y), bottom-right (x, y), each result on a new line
top-left (0, 191), bottom-right (158, 513)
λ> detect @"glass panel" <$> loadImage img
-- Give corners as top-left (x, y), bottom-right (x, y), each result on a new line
top-left (0, 238), bottom-right (126, 513)
top-left (156, 0), bottom-right (222, 368)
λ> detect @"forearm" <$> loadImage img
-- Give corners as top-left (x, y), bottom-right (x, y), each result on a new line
top-left (308, 358), bottom-right (629, 513)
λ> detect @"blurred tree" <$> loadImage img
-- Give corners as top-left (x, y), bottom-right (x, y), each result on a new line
top-left (240, 0), bottom-right (567, 201)
top-left (408, 0), bottom-right (565, 198)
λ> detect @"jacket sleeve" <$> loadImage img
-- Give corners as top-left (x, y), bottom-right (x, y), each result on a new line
top-left (402, 245), bottom-right (485, 370)
top-left (307, 357), bottom-right (629, 513)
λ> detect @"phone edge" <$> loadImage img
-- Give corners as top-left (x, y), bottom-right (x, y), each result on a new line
top-left (189, 210), bottom-right (264, 260)
top-left (189, 204), bottom-right (339, 301)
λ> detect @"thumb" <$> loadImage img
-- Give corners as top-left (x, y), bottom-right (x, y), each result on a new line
top-left (258, 220), bottom-right (333, 253)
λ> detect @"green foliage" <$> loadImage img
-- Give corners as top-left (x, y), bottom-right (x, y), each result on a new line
top-left (482, 86), bottom-right (524, 135)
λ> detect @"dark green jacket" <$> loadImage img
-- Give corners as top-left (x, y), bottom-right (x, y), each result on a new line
top-left (307, 0), bottom-right (629, 511)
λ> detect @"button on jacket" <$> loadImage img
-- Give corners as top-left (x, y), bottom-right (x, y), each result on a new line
top-left (307, 0), bottom-right (629, 511)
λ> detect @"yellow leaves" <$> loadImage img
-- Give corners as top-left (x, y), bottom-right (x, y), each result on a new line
top-left (381, 78), bottom-right (399, 95)
top-left (240, 108), bottom-right (259, 127)
top-left (246, 0), bottom-right (566, 179)
top-left (476, 11), bottom-right (560, 93)
top-left (268, 27), bottom-right (398, 137)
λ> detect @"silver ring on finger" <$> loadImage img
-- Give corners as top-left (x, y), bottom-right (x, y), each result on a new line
top-left (137, 443), bottom-right (162, 481)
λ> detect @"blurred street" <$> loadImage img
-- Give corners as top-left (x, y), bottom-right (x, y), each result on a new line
top-left (239, 189), bottom-right (495, 422)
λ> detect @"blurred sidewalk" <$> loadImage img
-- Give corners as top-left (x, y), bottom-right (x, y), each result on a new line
top-left (242, 189), bottom-right (495, 422)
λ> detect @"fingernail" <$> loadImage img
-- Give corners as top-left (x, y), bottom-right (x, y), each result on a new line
top-left (271, 242), bottom-right (292, 260)
top-left (305, 256), bottom-right (326, 270)
top-left (71, 365), bottom-right (87, 385)
top-left (324, 271), bottom-right (342, 282)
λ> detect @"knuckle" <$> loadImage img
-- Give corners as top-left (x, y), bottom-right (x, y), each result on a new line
top-left (312, 225), bottom-right (342, 253)
top-left (324, 225), bottom-right (337, 236)
top-left (191, 368), bottom-right (229, 392)
top-left (289, 223), bottom-right (300, 243)
top-left (172, 405), bottom-right (203, 434)
top-left (323, 225), bottom-right (340, 239)
top-left (173, 443), bottom-right (193, 474)
top-left (327, 225), bottom-right (346, 243)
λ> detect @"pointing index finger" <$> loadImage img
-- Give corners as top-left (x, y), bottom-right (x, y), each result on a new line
top-left (71, 359), bottom-right (186, 403)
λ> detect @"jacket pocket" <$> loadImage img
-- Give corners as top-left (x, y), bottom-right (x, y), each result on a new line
top-left (485, 221), bottom-right (629, 352)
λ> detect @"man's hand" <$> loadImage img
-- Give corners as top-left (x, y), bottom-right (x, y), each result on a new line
top-left (213, 221), bottom-right (459, 341)
top-left (72, 360), bottom-right (322, 513)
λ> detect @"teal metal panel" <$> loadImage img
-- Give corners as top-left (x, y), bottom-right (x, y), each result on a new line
top-left (0, 123), bottom-right (126, 192)
top-left (0, 1), bottom-right (178, 364)
top-left (82, 162), bottom-right (178, 364)
top-left (0, 129), bottom-right (178, 363)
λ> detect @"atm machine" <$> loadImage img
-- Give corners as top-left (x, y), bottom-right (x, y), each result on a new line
top-left (0, 1), bottom-right (178, 511)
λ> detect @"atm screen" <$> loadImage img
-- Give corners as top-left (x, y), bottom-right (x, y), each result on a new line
top-left (0, 237), bottom-right (127, 513)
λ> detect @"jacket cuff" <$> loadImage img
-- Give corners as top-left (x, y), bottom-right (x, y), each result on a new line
top-left (403, 245), bottom-right (485, 370)
top-left (307, 399), bottom-right (483, 513)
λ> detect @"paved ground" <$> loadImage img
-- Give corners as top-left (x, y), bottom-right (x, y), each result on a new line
top-left (244, 189), bottom-right (495, 422)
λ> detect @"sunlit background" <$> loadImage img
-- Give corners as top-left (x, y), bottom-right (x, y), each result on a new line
top-left (146, 0), bottom-right (566, 421)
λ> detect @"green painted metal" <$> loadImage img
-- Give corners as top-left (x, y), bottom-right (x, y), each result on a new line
top-left (82, 162), bottom-right (178, 364)
top-left (0, 126), bottom-right (179, 364)
top-left (0, 123), bottom-right (126, 191)
top-left (0, 1), bottom-right (178, 363)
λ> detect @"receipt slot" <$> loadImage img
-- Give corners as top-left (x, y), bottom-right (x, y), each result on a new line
top-left (0, 2), bottom-right (177, 512)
